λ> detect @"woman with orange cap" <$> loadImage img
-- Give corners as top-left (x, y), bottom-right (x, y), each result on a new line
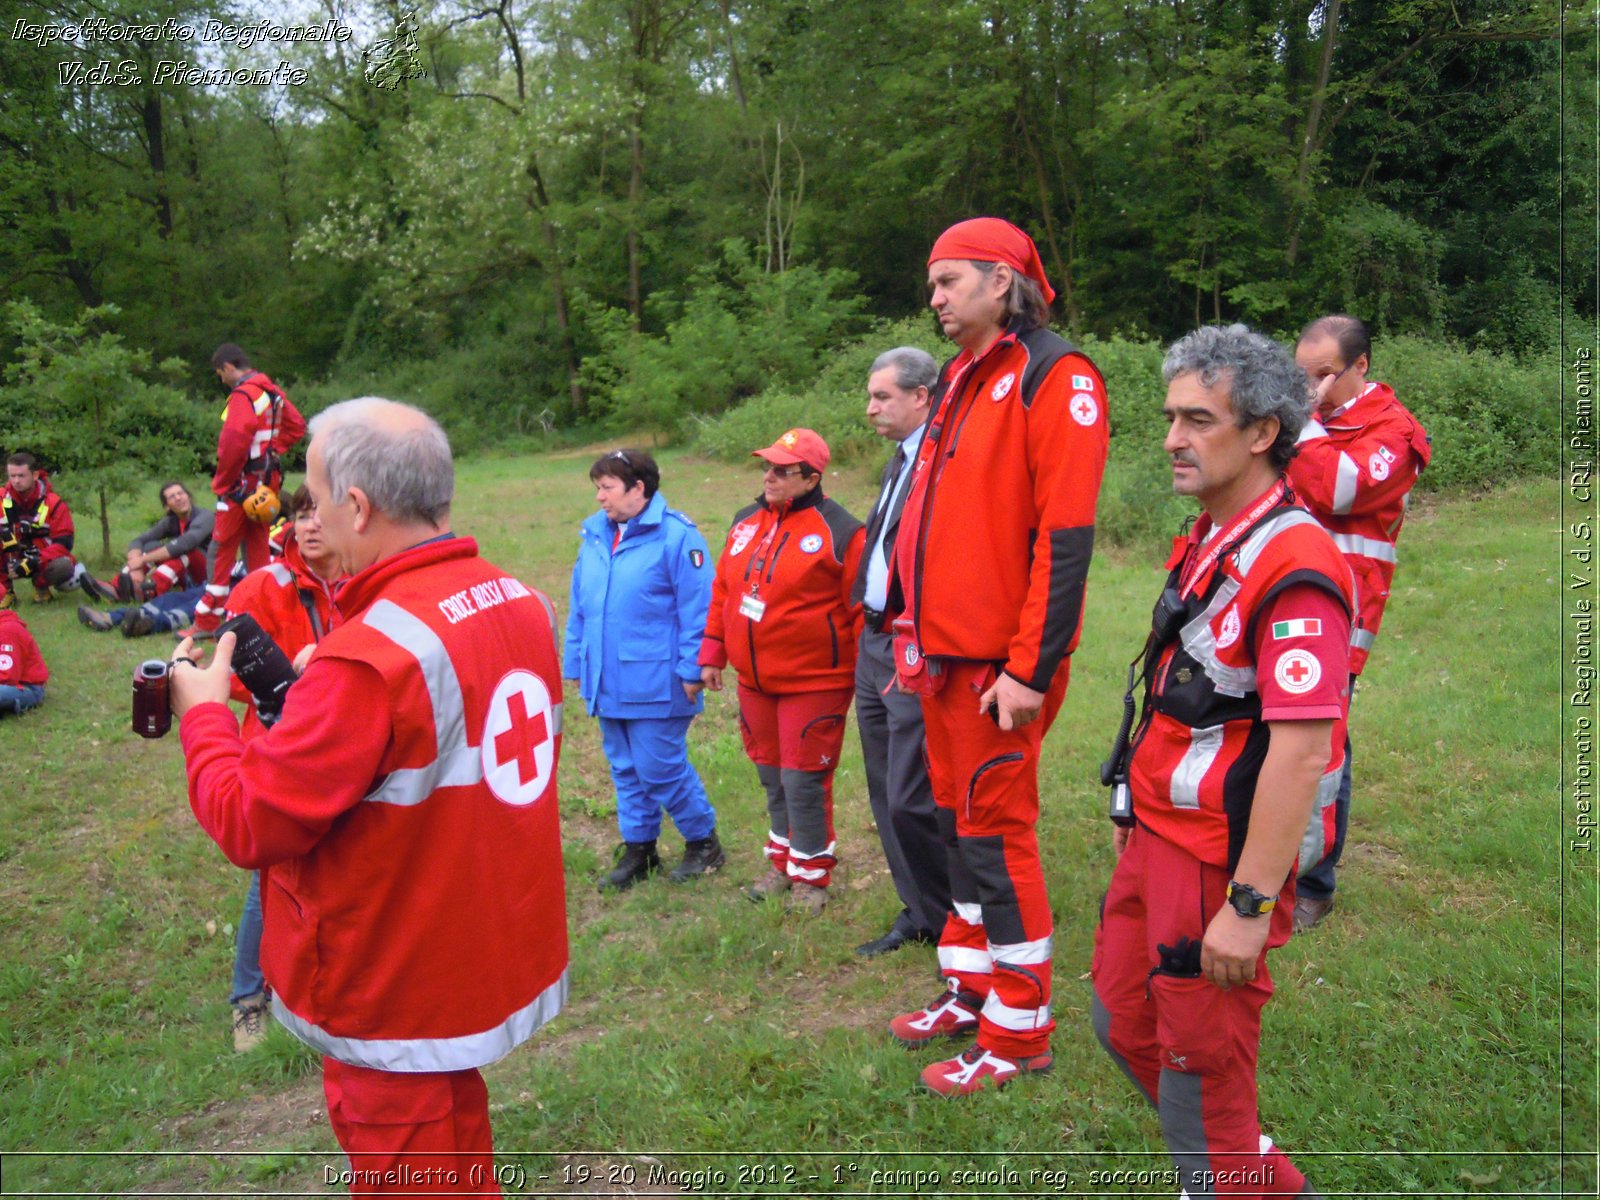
top-left (698, 429), bottom-right (865, 915)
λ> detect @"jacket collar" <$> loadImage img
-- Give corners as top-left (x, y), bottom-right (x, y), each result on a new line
top-left (333, 535), bottom-right (475, 622)
top-left (755, 486), bottom-right (825, 518)
top-left (582, 490), bottom-right (667, 540)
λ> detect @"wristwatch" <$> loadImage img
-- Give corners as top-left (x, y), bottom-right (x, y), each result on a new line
top-left (1225, 880), bottom-right (1276, 918)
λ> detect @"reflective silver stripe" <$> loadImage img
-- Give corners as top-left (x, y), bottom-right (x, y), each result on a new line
top-left (938, 945), bottom-right (992, 975)
top-left (361, 599), bottom-right (482, 807)
top-left (1235, 508), bottom-right (1323, 575)
top-left (1298, 766), bottom-right (1343, 869)
top-left (1351, 628), bottom-right (1376, 651)
top-left (766, 830), bottom-right (791, 848)
top-left (990, 935), bottom-right (1053, 966)
top-left (204, 584), bottom-right (230, 596)
top-left (1179, 577), bottom-right (1255, 698)
top-left (952, 900), bottom-right (983, 925)
top-left (273, 967), bottom-right (568, 1072)
top-left (1330, 532), bottom-right (1397, 563)
top-left (1332, 451), bottom-right (1360, 515)
top-left (981, 996), bottom-right (1051, 1032)
top-left (1170, 724), bottom-right (1225, 810)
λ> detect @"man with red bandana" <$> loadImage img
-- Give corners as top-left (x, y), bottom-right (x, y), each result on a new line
top-left (1092, 324), bottom-right (1350, 1198)
top-left (1288, 315), bottom-right (1430, 931)
top-left (186, 343), bottom-right (306, 638)
top-left (884, 217), bottom-right (1108, 1096)
top-left (171, 398), bottom-right (566, 1195)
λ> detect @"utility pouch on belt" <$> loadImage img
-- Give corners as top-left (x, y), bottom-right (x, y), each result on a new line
top-left (891, 615), bottom-right (945, 697)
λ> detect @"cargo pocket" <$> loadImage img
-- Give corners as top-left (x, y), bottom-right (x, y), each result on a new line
top-left (964, 751), bottom-right (1024, 824)
top-left (1150, 972), bottom-right (1233, 1077)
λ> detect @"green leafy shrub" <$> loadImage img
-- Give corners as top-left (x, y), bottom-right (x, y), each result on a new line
top-left (581, 240), bottom-right (868, 431)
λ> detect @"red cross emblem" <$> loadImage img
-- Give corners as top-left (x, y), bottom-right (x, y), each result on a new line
top-left (1274, 649), bottom-right (1320, 695)
top-left (481, 671), bottom-right (557, 805)
top-left (494, 691), bottom-right (549, 787)
top-left (1070, 392), bottom-right (1098, 426)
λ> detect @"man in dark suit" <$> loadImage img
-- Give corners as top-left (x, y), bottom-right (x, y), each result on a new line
top-left (852, 346), bottom-right (951, 957)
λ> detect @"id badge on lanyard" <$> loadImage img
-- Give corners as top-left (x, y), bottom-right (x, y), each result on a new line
top-left (739, 591), bottom-right (767, 622)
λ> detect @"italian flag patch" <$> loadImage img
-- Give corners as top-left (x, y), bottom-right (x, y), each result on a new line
top-left (1272, 618), bottom-right (1322, 639)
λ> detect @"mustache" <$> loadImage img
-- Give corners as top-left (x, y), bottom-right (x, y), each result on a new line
top-left (1171, 454), bottom-right (1198, 467)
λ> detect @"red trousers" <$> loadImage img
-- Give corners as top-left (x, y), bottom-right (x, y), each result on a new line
top-left (1090, 825), bottom-right (1308, 1198)
top-left (920, 661), bottom-right (1068, 1058)
top-left (737, 685), bottom-right (852, 887)
top-left (194, 499), bottom-right (270, 631)
top-left (322, 1058), bottom-right (501, 1196)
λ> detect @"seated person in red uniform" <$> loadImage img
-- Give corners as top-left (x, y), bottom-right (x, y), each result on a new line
top-left (0, 608), bottom-right (48, 715)
top-left (91, 480), bottom-right (216, 604)
top-left (170, 398), bottom-right (568, 1196)
top-left (1092, 324), bottom-right (1353, 1200)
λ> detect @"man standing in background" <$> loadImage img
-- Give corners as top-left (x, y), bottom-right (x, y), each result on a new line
top-left (851, 346), bottom-right (948, 958)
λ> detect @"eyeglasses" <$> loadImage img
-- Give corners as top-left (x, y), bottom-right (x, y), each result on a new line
top-left (760, 463), bottom-right (807, 479)
top-left (608, 449), bottom-right (630, 464)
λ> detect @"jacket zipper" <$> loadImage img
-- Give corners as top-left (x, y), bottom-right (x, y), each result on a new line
top-left (764, 532), bottom-right (790, 583)
top-left (826, 612), bottom-right (839, 667)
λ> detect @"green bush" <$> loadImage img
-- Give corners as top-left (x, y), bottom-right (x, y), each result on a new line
top-left (581, 240), bottom-right (869, 432)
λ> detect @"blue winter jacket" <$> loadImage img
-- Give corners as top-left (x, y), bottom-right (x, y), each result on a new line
top-left (563, 491), bottom-right (713, 718)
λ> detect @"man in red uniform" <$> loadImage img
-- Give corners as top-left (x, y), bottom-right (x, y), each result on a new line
top-left (1288, 315), bottom-right (1429, 931)
top-left (171, 398), bottom-right (567, 1195)
top-left (185, 343), bottom-right (306, 637)
top-left (885, 218), bottom-right (1108, 1096)
top-left (1092, 324), bottom-right (1351, 1199)
top-left (2, 452), bottom-right (89, 606)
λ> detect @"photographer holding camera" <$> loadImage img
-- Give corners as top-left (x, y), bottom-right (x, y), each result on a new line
top-left (170, 398), bottom-right (568, 1194)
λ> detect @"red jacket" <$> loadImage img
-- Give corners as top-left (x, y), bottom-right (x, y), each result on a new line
top-left (1131, 496), bottom-right (1354, 871)
top-left (180, 536), bottom-right (568, 1072)
top-left (2, 477), bottom-right (75, 567)
top-left (222, 537), bottom-right (342, 740)
top-left (212, 372), bottom-right (306, 497)
top-left (699, 490), bottom-right (865, 693)
top-left (1288, 381), bottom-right (1430, 674)
top-left (0, 611), bottom-right (47, 687)
top-left (894, 326), bottom-right (1108, 692)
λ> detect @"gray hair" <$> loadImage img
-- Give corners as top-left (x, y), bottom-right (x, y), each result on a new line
top-left (1162, 325), bottom-right (1311, 471)
top-left (870, 346), bottom-right (938, 393)
top-left (308, 397), bottom-right (454, 524)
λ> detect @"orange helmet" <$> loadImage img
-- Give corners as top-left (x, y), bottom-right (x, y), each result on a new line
top-left (241, 483), bottom-right (282, 526)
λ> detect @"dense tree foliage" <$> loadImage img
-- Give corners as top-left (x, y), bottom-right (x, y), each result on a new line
top-left (0, 0), bottom-right (1580, 438)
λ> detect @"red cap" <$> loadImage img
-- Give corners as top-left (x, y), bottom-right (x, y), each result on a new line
top-left (751, 428), bottom-right (831, 473)
top-left (928, 217), bottom-right (1056, 305)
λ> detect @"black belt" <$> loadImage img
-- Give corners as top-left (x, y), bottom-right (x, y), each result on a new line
top-left (862, 605), bottom-right (886, 633)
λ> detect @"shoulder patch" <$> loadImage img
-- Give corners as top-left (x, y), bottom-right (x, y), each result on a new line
top-left (689, 548), bottom-right (705, 568)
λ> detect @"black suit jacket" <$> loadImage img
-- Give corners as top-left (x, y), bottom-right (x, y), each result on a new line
top-left (851, 447), bottom-right (913, 607)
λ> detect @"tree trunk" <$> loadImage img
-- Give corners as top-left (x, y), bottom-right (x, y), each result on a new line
top-left (1286, 0), bottom-right (1341, 266)
top-left (137, 87), bottom-right (174, 239)
top-left (526, 157), bottom-right (585, 414)
top-left (98, 483), bottom-right (111, 562)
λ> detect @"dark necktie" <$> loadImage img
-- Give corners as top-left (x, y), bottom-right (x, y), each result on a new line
top-left (852, 448), bottom-right (905, 604)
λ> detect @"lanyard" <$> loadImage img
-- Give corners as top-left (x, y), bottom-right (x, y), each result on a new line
top-left (745, 507), bottom-right (785, 590)
top-left (1176, 478), bottom-right (1288, 600)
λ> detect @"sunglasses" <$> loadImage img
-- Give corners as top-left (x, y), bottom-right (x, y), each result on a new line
top-left (760, 463), bottom-right (808, 479)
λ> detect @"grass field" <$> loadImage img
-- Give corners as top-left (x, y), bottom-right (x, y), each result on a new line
top-left (0, 449), bottom-right (1590, 1197)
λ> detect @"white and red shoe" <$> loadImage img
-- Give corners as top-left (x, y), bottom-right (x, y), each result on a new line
top-left (889, 982), bottom-right (982, 1047)
top-left (920, 1043), bottom-right (1053, 1097)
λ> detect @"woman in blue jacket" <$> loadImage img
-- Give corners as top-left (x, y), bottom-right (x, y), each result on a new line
top-left (563, 449), bottom-right (724, 891)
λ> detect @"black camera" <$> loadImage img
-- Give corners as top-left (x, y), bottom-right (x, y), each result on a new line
top-left (130, 612), bottom-right (299, 738)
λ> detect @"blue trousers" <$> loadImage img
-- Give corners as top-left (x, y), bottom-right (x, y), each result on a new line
top-left (599, 715), bottom-right (716, 844)
top-left (230, 870), bottom-right (264, 1004)
top-left (0, 684), bottom-right (45, 715)
top-left (1298, 679), bottom-right (1355, 900)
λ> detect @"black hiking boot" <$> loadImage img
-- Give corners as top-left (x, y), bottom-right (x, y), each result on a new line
top-left (669, 833), bottom-right (726, 882)
top-left (598, 840), bottom-right (660, 893)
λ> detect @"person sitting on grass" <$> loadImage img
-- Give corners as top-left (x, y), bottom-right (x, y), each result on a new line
top-left (86, 480), bottom-right (215, 605)
top-left (0, 608), bottom-right (47, 715)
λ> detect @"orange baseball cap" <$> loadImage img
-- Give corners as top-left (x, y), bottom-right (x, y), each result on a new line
top-left (751, 427), bottom-right (830, 472)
